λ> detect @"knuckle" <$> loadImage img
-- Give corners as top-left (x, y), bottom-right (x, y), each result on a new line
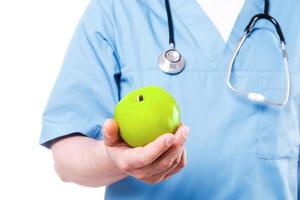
top-left (159, 159), bottom-right (173, 169)
top-left (138, 157), bottom-right (151, 167)
top-left (119, 162), bottom-right (131, 172)
top-left (135, 172), bottom-right (148, 180)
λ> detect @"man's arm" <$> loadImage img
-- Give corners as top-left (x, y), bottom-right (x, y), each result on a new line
top-left (51, 119), bottom-right (188, 187)
top-left (51, 135), bottom-right (127, 187)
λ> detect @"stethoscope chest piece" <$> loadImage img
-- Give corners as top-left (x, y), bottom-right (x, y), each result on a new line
top-left (159, 48), bottom-right (185, 75)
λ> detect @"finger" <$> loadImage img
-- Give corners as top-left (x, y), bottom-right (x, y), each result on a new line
top-left (103, 119), bottom-right (122, 147)
top-left (174, 125), bottom-right (189, 146)
top-left (142, 150), bottom-right (183, 184)
top-left (133, 141), bottom-right (183, 177)
top-left (140, 124), bottom-right (187, 168)
top-left (163, 148), bottom-right (186, 181)
top-left (126, 133), bottom-right (175, 168)
top-left (128, 125), bottom-right (188, 172)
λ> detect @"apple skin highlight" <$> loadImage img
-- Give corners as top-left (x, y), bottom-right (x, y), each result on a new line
top-left (114, 86), bottom-right (180, 147)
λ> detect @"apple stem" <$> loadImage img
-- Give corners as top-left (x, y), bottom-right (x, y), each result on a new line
top-left (138, 95), bottom-right (144, 102)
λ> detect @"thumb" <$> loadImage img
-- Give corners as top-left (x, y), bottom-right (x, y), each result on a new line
top-left (103, 119), bottom-right (121, 147)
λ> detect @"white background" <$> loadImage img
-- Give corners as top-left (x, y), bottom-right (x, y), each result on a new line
top-left (0, 0), bottom-right (239, 199)
top-left (0, 0), bottom-right (105, 199)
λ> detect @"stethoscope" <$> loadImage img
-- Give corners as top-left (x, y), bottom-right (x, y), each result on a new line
top-left (158, 0), bottom-right (290, 106)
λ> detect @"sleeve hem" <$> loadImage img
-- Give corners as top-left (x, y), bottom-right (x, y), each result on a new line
top-left (39, 120), bottom-right (102, 148)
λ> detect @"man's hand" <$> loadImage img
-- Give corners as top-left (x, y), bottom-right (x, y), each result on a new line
top-left (103, 119), bottom-right (189, 184)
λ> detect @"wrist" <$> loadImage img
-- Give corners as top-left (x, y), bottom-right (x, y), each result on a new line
top-left (93, 140), bottom-right (129, 179)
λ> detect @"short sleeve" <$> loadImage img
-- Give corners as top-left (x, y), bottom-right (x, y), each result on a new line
top-left (39, 0), bottom-right (120, 147)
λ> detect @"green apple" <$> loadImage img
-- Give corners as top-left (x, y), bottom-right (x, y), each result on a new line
top-left (114, 86), bottom-right (180, 147)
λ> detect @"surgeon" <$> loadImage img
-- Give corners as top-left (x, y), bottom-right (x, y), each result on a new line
top-left (40, 0), bottom-right (300, 199)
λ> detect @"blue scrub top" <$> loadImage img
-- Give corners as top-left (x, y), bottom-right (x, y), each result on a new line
top-left (40, 0), bottom-right (300, 199)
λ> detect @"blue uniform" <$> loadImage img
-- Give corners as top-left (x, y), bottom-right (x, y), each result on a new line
top-left (40, 0), bottom-right (300, 199)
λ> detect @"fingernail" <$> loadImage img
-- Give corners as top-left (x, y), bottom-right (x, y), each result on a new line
top-left (104, 119), bottom-right (112, 126)
top-left (182, 126), bottom-right (189, 139)
top-left (103, 127), bottom-right (111, 138)
top-left (165, 137), bottom-right (174, 146)
top-left (185, 126), bottom-right (190, 133)
top-left (105, 132), bottom-right (111, 138)
top-left (103, 130), bottom-right (109, 138)
top-left (103, 120), bottom-right (112, 136)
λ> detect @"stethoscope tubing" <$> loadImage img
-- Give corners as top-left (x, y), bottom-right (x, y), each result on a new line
top-left (226, 31), bottom-right (290, 106)
top-left (159, 0), bottom-right (290, 106)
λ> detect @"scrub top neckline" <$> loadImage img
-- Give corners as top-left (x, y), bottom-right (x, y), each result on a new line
top-left (171, 0), bottom-right (265, 69)
top-left (193, 0), bottom-right (246, 45)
